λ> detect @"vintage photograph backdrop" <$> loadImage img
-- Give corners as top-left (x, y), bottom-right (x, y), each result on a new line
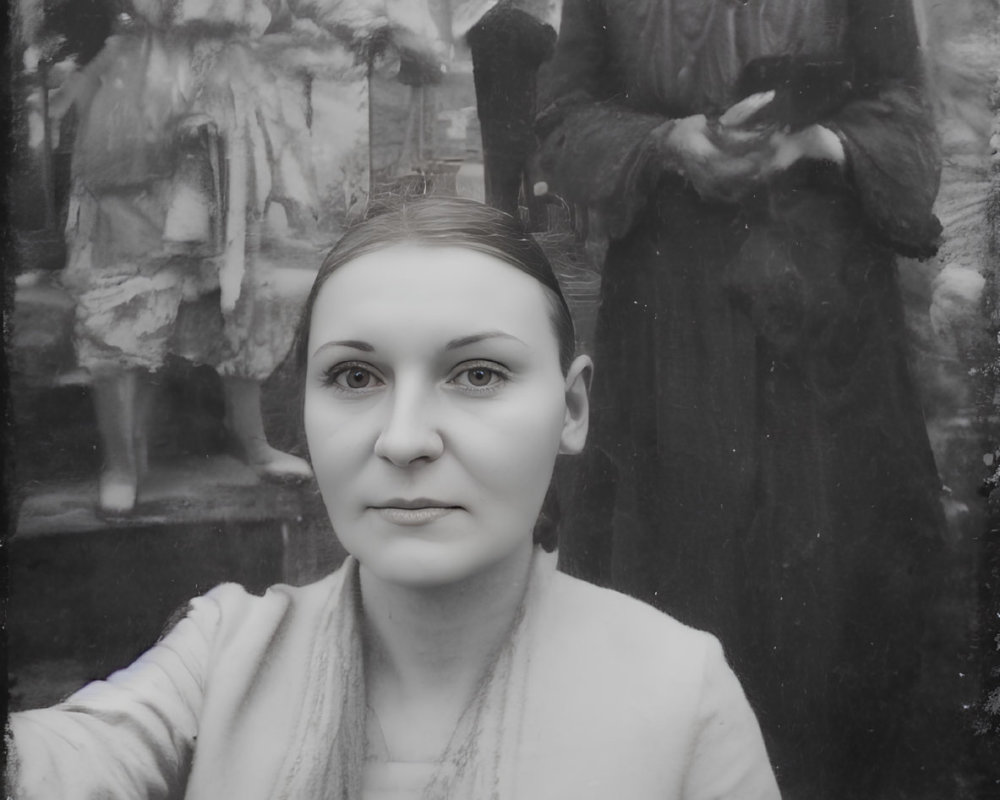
top-left (4, 0), bottom-right (1000, 796)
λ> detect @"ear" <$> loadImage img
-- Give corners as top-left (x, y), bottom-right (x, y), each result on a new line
top-left (559, 355), bottom-right (592, 455)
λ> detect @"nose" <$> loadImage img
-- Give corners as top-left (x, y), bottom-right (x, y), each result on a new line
top-left (373, 381), bottom-right (444, 467)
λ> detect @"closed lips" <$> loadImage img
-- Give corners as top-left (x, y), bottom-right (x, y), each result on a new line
top-left (372, 505), bottom-right (461, 526)
top-left (373, 498), bottom-right (460, 510)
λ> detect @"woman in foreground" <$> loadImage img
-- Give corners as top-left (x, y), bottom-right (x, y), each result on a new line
top-left (8, 197), bottom-right (779, 799)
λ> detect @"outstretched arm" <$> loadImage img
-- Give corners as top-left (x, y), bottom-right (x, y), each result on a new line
top-left (7, 597), bottom-right (221, 799)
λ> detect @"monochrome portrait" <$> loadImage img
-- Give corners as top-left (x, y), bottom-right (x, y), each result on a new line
top-left (5, 1), bottom-right (999, 797)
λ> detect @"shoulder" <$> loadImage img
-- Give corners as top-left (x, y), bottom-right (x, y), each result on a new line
top-left (518, 568), bottom-right (779, 797)
top-left (183, 562), bottom-right (349, 646)
top-left (548, 569), bottom-right (722, 661)
top-left (537, 570), bottom-right (730, 705)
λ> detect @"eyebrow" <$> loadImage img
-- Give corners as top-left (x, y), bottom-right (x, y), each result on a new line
top-left (311, 332), bottom-right (527, 359)
top-left (445, 331), bottom-right (527, 350)
top-left (311, 339), bottom-right (374, 358)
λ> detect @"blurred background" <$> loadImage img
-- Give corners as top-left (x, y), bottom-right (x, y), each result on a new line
top-left (4, 0), bottom-right (1000, 795)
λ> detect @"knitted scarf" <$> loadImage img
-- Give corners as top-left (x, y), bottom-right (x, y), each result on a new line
top-left (273, 552), bottom-right (553, 799)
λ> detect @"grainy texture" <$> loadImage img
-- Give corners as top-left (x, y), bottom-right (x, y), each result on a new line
top-left (538, 1), bottom-right (959, 797)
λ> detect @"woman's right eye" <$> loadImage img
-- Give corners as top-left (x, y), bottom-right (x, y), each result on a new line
top-left (322, 364), bottom-right (384, 392)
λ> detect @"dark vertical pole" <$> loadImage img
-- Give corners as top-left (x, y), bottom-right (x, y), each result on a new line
top-left (38, 60), bottom-right (57, 230)
top-left (304, 72), bottom-right (313, 130)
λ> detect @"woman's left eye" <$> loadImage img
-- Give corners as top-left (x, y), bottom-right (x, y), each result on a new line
top-left (451, 363), bottom-right (507, 391)
top-left (320, 361), bottom-right (384, 392)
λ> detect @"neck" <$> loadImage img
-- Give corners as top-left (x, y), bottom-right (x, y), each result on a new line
top-left (360, 546), bottom-right (534, 696)
top-left (359, 547), bottom-right (536, 761)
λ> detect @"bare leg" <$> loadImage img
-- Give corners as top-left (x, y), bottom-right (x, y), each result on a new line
top-left (222, 375), bottom-right (312, 482)
top-left (92, 370), bottom-right (146, 514)
top-left (134, 373), bottom-right (154, 482)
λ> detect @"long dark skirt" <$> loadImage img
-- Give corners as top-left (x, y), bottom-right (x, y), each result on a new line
top-left (559, 179), bottom-right (947, 799)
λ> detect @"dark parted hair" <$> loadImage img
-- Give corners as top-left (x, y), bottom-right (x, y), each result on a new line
top-left (294, 195), bottom-right (577, 551)
top-left (294, 194), bottom-right (575, 375)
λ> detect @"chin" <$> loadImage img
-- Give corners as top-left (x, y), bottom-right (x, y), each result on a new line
top-left (355, 536), bottom-right (530, 591)
top-left (364, 552), bottom-right (484, 590)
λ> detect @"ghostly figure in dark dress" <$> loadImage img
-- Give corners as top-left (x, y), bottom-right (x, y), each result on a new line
top-left (467, 1), bottom-right (556, 222)
top-left (537, 0), bottom-right (949, 797)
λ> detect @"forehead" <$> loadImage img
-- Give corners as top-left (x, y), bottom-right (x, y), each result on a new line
top-left (309, 244), bottom-right (557, 347)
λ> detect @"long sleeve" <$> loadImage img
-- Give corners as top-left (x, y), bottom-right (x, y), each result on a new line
top-left (681, 639), bottom-right (781, 800)
top-left (536, 0), bottom-right (668, 238)
top-left (825, 0), bottom-right (942, 257)
top-left (7, 594), bottom-right (223, 800)
top-left (729, 0), bottom-right (943, 357)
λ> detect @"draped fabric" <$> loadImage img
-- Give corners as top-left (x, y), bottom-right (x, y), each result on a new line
top-left (62, 18), bottom-right (329, 379)
top-left (636, 0), bottom-right (838, 111)
top-left (61, 0), bottom-right (445, 380)
top-left (538, 1), bottom-right (948, 797)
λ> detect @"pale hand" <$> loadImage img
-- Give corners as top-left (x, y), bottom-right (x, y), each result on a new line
top-left (651, 114), bottom-right (767, 204)
top-left (764, 124), bottom-right (846, 174)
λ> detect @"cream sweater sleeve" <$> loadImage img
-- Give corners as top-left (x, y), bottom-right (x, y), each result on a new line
top-left (7, 590), bottom-right (230, 800)
top-left (681, 638), bottom-right (782, 800)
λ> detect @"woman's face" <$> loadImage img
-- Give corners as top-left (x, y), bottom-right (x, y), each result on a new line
top-left (304, 244), bottom-right (590, 589)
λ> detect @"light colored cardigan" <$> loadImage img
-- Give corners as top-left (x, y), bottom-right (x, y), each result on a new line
top-left (9, 553), bottom-right (780, 799)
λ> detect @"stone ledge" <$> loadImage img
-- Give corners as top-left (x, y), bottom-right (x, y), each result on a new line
top-left (14, 454), bottom-right (328, 538)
